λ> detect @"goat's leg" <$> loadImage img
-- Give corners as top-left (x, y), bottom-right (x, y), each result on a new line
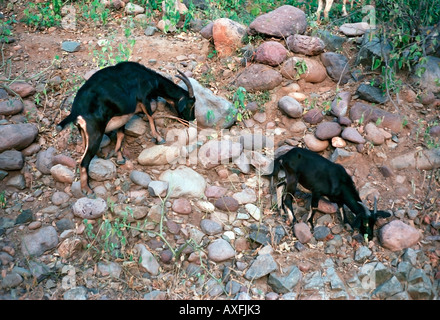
top-left (342, 0), bottom-right (348, 16)
top-left (316, 0), bottom-right (324, 21)
top-left (306, 193), bottom-right (321, 229)
top-left (114, 129), bottom-right (126, 165)
top-left (323, 0), bottom-right (334, 19)
top-left (138, 101), bottom-right (166, 145)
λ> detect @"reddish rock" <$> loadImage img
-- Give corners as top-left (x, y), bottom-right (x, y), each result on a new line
top-left (212, 18), bottom-right (246, 57)
top-left (205, 185), bottom-right (228, 198)
top-left (0, 99), bottom-right (23, 116)
top-left (286, 34), bottom-right (325, 56)
top-left (379, 220), bottom-right (422, 251)
top-left (172, 198), bottom-right (192, 214)
top-left (8, 82), bottom-right (36, 98)
top-left (315, 122), bottom-right (342, 140)
top-left (235, 64), bottom-right (282, 92)
top-left (281, 57), bottom-right (327, 83)
top-left (249, 5), bottom-right (307, 38)
top-left (0, 124), bottom-right (39, 153)
top-left (294, 222), bottom-right (313, 243)
top-left (303, 108), bottom-right (324, 124)
top-left (214, 196), bottom-right (239, 212)
top-left (254, 41), bottom-right (288, 66)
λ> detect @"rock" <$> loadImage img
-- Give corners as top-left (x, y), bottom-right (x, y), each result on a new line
top-left (207, 238), bottom-right (235, 262)
top-left (286, 34), bottom-right (325, 56)
top-left (200, 21), bottom-right (213, 39)
top-left (372, 276), bottom-right (404, 299)
top-left (379, 220), bottom-right (422, 251)
top-left (159, 166), bottom-right (206, 198)
top-left (315, 122), bottom-right (342, 140)
top-left (320, 52), bottom-right (351, 85)
top-left (125, 2), bottom-right (144, 14)
top-left (339, 22), bottom-right (371, 36)
top-left (138, 145), bottom-right (182, 166)
top-left (278, 96), bottom-right (303, 118)
top-left (407, 268), bottom-right (434, 300)
top-left (63, 286), bottom-right (88, 300)
top-left (356, 83), bottom-right (388, 104)
top-left (205, 185), bottom-right (227, 198)
top-left (390, 148), bottom-right (440, 171)
top-left (303, 108), bottom-right (324, 125)
top-left (245, 254), bottom-right (277, 280)
top-left (0, 123), bottom-right (39, 153)
top-left (0, 150), bottom-right (24, 170)
top-left (317, 30), bottom-right (346, 52)
top-left (1, 272), bottom-right (23, 289)
top-left (200, 219), bottom-right (223, 235)
top-left (50, 164), bottom-right (75, 184)
top-left (281, 57), bottom-right (327, 83)
top-left (354, 246), bottom-right (372, 263)
top-left (313, 226), bottom-right (330, 241)
top-left (365, 122), bottom-right (385, 145)
top-left (356, 31), bottom-right (392, 68)
top-left (239, 133), bottom-right (273, 151)
top-left (21, 226), bottom-right (59, 257)
top-left (304, 133), bottom-right (329, 152)
top-left (178, 78), bottom-right (235, 129)
top-left (6, 174), bottom-right (26, 190)
top-left (411, 56), bottom-right (440, 93)
top-left (214, 196), bottom-right (239, 212)
top-left (235, 63), bottom-right (282, 92)
top-left (245, 203), bottom-right (261, 220)
top-left (61, 41), bottom-right (81, 53)
top-left (248, 5), bottom-right (307, 38)
top-left (0, 99), bottom-right (23, 116)
top-left (134, 243), bottom-right (160, 276)
top-left (268, 265), bottom-right (302, 294)
top-left (233, 188), bottom-right (257, 204)
top-left (212, 18), bottom-right (246, 57)
top-left (249, 224), bottom-right (286, 245)
top-left (254, 41), bottom-right (288, 66)
top-left (89, 157), bottom-right (116, 181)
top-left (341, 127), bottom-right (366, 144)
top-left (250, 151), bottom-right (273, 175)
top-left (148, 180), bottom-right (169, 197)
top-left (124, 115), bottom-right (147, 137)
top-left (294, 222), bottom-right (313, 243)
top-left (8, 82), bottom-right (36, 98)
top-left (53, 154), bottom-right (76, 168)
top-left (172, 198), bottom-right (192, 214)
top-left (129, 170), bottom-right (152, 188)
top-left (52, 191), bottom-right (70, 206)
top-left (349, 102), bottom-right (403, 133)
top-left (36, 147), bottom-right (56, 175)
top-left (72, 197), bottom-right (108, 220)
top-left (198, 139), bottom-right (243, 169)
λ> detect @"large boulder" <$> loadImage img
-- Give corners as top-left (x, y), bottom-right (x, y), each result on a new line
top-left (248, 5), bottom-right (307, 38)
top-left (212, 18), bottom-right (246, 57)
top-left (235, 64), bottom-right (282, 92)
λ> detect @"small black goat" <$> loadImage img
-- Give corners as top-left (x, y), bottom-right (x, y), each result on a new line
top-left (57, 61), bottom-right (195, 194)
top-left (266, 147), bottom-right (390, 241)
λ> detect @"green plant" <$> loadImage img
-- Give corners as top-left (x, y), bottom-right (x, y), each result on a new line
top-left (91, 36), bottom-right (136, 69)
top-left (227, 86), bottom-right (250, 122)
top-left (0, 191), bottom-right (6, 209)
top-left (22, 0), bottom-right (62, 28)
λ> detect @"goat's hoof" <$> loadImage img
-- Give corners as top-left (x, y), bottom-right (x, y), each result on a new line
top-left (116, 158), bottom-right (126, 165)
top-left (155, 138), bottom-right (166, 145)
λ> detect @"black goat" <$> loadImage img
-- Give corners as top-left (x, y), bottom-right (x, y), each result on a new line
top-left (57, 61), bottom-right (195, 194)
top-left (266, 147), bottom-right (391, 241)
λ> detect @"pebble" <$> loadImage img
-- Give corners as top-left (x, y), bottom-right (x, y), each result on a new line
top-left (207, 238), bottom-right (235, 262)
top-left (200, 219), bottom-right (223, 235)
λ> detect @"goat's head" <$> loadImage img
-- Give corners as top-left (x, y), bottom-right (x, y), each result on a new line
top-left (176, 70), bottom-right (196, 121)
top-left (357, 201), bottom-right (391, 242)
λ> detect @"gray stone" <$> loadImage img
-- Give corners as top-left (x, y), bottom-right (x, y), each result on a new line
top-left (315, 122), bottom-right (342, 140)
top-left (278, 96), bottom-right (303, 118)
top-left (320, 52), bottom-right (351, 84)
top-left (129, 170), bottom-right (152, 188)
top-left (268, 265), bottom-right (302, 293)
top-left (372, 276), bottom-right (404, 299)
top-left (245, 254), bottom-right (277, 280)
top-left (0, 98), bottom-right (23, 116)
top-left (200, 219), bottom-right (223, 235)
top-left (198, 139), bottom-right (243, 169)
top-left (61, 41), bottom-right (81, 52)
top-left (159, 166), bottom-right (206, 198)
top-left (317, 30), bottom-right (346, 52)
top-left (356, 83), bottom-right (388, 104)
top-left (313, 225), bottom-right (330, 241)
top-left (63, 286), bottom-right (88, 300)
top-left (207, 238), bottom-right (235, 262)
top-left (411, 56), bottom-right (440, 93)
top-left (0, 150), bottom-right (24, 170)
top-left (21, 226), bottom-right (59, 257)
top-left (134, 243), bottom-right (160, 276)
top-left (354, 246), bottom-right (372, 263)
top-left (0, 123), bottom-right (39, 153)
top-left (148, 180), bottom-right (169, 197)
top-left (72, 197), bottom-right (108, 220)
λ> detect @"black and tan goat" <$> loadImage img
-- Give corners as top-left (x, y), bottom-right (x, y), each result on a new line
top-left (266, 147), bottom-right (391, 241)
top-left (57, 61), bottom-right (195, 194)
